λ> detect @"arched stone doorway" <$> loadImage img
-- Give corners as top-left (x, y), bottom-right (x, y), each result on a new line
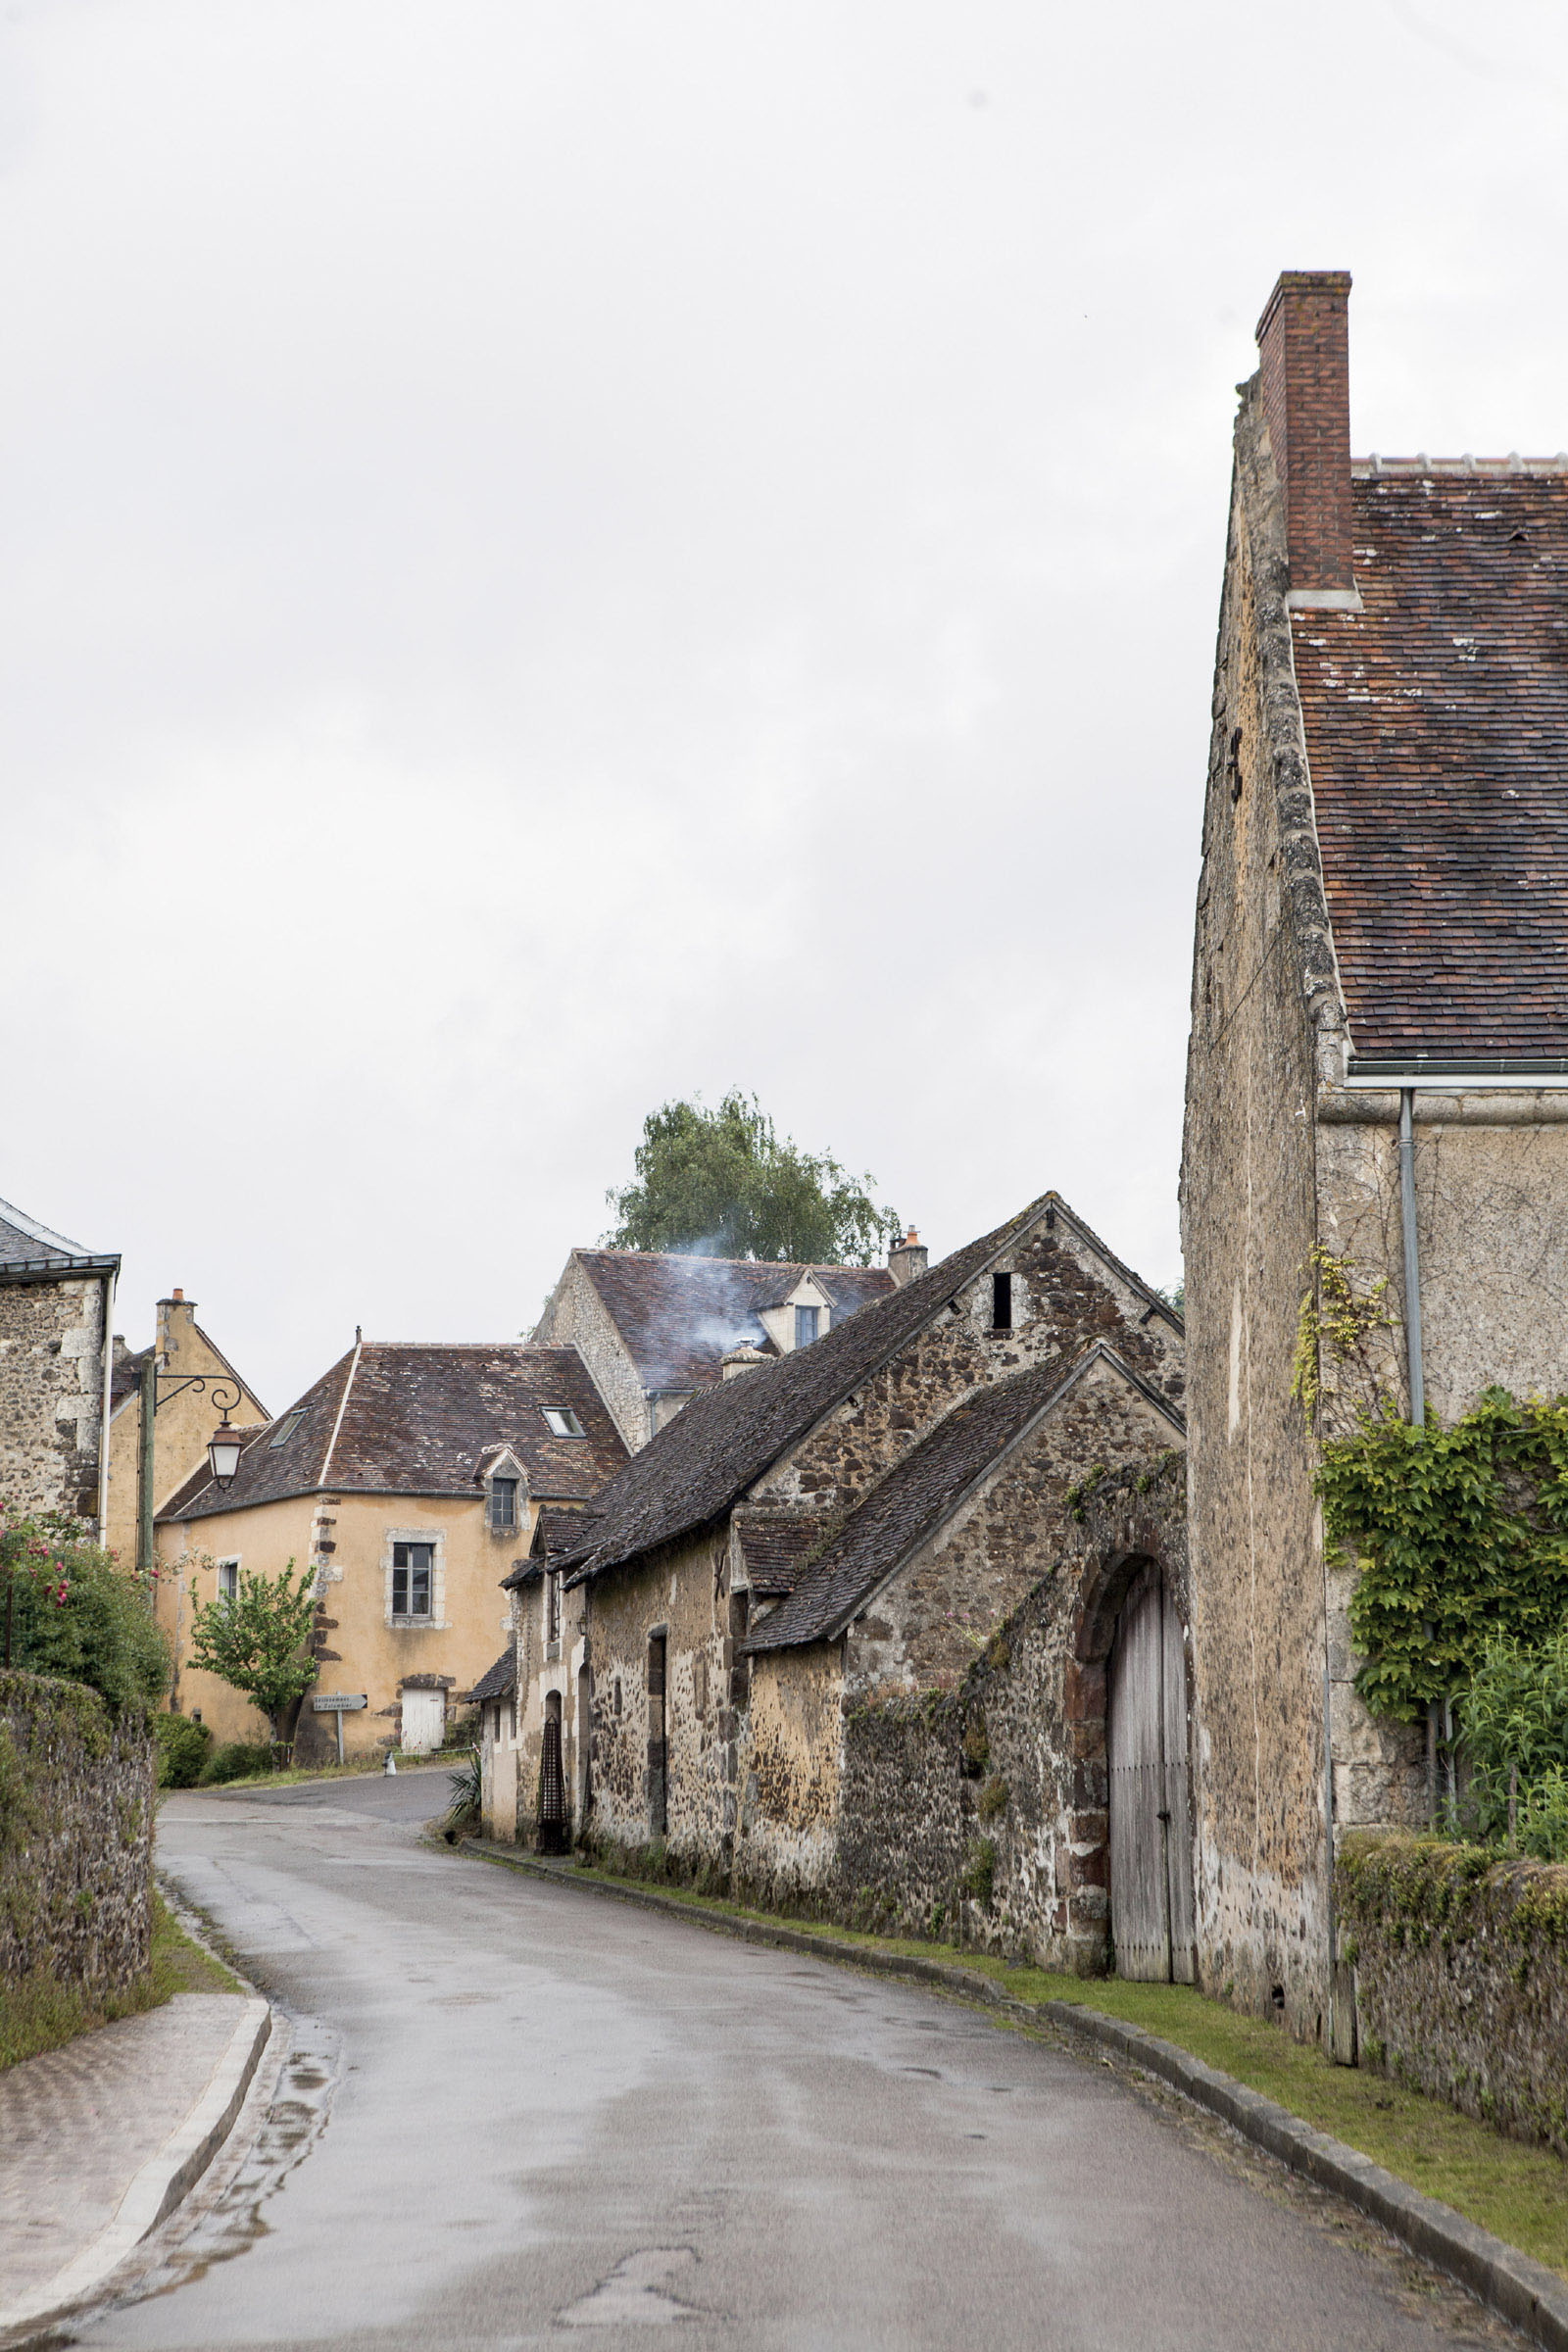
top-left (1107, 1561), bottom-right (1195, 1983)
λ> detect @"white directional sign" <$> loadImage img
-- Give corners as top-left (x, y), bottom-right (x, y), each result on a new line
top-left (312, 1692), bottom-right (368, 1712)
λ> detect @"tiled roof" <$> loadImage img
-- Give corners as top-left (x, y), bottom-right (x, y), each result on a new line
top-left (111, 1346), bottom-right (152, 1412)
top-left (733, 1511), bottom-right (820, 1596)
top-left (573, 1250), bottom-right (895, 1392)
top-left (0, 1195), bottom-right (117, 1279)
top-left (1295, 466), bottom-right (1568, 1059)
top-left (747, 1346), bottom-right (1185, 1653)
top-left (501, 1502), bottom-right (598, 1589)
top-left (158, 1430), bottom-right (269, 1522)
top-left (466, 1647), bottom-right (516, 1705)
top-left (164, 1343), bottom-right (627, 1522)
top-left (564, 1201), bottom-right (1054, 1589)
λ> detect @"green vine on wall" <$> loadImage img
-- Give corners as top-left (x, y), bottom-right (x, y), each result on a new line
top-left (1292, 1243), bottom-right (1395, 1422)
top-left (1317, 1389), bottom-right (1568, 1721)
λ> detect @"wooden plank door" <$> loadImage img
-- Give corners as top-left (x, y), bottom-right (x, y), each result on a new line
top-left (1161, 1590), bottom-right (1197, 1983)
top-left (647, 1634), bottom-right (667, 1838)
top-left (1109, 1564), bottom-right (1170, 1981)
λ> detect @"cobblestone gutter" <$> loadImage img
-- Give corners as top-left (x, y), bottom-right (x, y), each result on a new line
top-left (0, 1669), bottom-right (153, 1994)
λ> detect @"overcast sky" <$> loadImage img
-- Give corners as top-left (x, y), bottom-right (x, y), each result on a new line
top-left (4, 0), bottom-right (1567, 1415)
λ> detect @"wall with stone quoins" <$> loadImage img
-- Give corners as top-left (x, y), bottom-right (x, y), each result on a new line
top-left (0, 1276), bottom-right (112, 1531)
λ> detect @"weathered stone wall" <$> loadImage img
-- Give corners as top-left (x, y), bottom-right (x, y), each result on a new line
top-left (582, 1529), bottom-right (740, 1874)
top-left (0, 1669), bottom-right (154, 1993)
top-left (533, 1260), bottom-right (650, 1453)
top-left (757, 1219), bottom-right (1182, 1532)
top-left (1341, 1833), bottom-right (1568, 2152)
top-left (732, 1644), bottom-right (843, 1905)
top-left (0, 1275), bottom-right (112, 1531)
top-left (842, 1358), bottom-right (1183, 1694)
top-left (1182, 390), bottom-right (1352, 2034)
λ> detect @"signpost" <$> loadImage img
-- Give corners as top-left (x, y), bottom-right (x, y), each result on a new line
top-left (312, 1690), bottom-right (368, 1765)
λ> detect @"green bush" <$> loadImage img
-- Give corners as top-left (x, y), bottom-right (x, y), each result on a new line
top-left (0, 1507), bottom-right (171, 1711)
top-left (197, 1740), bottom-right (274, 1786)
top-left (153, 1713), bottom-right (212, 1788)
top-left (1460, 1627), bottom-right (1568, 1843)
top-left (1515, 1766), bottom-right (1568, 1863)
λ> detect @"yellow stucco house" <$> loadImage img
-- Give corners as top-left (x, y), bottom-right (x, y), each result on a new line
top-left (154, 1338), bottom-right (626, 1759)
top-left (105, 1289), bottom-right (269, 1572)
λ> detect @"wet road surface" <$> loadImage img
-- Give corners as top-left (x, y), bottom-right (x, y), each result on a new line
top-left (70, 1772), bottom-right (1510, 2351)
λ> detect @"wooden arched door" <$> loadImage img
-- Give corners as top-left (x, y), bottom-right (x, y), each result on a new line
top-left (1107, 1562), bottom-right (1195, 1983)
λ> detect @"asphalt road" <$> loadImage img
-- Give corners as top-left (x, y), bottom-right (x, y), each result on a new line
top-left (74, 1773), bottom-right (1507, 2352)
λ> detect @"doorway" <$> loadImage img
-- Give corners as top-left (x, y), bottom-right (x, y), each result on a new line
top-left (1107, 1562), bottom-right (1195, 1983)
top-left (400, 1687), bottom-right (445, 1756)
top-left (647, 1632), bottom-right (667, 1838)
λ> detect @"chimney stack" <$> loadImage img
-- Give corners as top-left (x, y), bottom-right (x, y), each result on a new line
top-left (887, 1227), bottom-right (929, 1288)
top-left (1255, 270), bottom-right (1358, 609)
top-left (721, 1344), bottom-right (767, 1381)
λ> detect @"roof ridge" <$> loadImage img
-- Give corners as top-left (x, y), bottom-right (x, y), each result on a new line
top-left (318, 1337), bottom-right (363, 1487)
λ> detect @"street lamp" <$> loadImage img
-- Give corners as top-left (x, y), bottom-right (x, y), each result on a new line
top-left (137, 1368), bottom-right (244, 1579)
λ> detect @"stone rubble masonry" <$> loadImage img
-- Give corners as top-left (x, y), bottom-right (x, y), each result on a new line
top-left (1340, 1833), bottom-right (1568, 2155)
top-left (0, 1670), bottom-right (154, 1995)
top-left (533, 1258), bottom-right (652, 1455)
top-left (0, 1277), bottom-right (112, 1529)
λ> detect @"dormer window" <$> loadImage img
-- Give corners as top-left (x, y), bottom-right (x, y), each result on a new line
top-left (489, 1476), bottom-right (517, 1531)
top-left (542, 1406), bottom-right (585, 1438)
top-left (269, 1410), bottom-right (305, 1449)
top-left (795, 1305), bottom-right (820, 1348)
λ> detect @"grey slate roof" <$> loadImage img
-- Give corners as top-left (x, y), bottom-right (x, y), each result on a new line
top-left (569, 1250), bottom-right (895, 1392)
top-left (746, 1344), bottom-right (1186, 1653)
top-left (164, 1343), bottom-right (627, 1523)
top-left (466, 1648), bottom-right (517, 1705)
top-left (0, 1195), bottom-right (118, 1281)
top-left (563, 1197), bottom-right (1069, 1590)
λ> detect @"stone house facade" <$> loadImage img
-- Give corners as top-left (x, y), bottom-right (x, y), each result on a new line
top-left (0, 1195), bottom-right (120, 1536)
top-left (104, 1289), bottom-right (269, 1570)
top-left (532, 1245), bottom-right (904, 1451)
top-left (486, 1195), bottom-right (1190, 1978)
top-left (1183, 270), bottom-right (1568, 2034)
top-left (155, 1340), bottom-right (624, 1755)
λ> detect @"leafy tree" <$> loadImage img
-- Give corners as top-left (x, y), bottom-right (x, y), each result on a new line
top-left (187, 1556), bottom-right (318, 1745)
top-left (0, 1505), bottom-right (170, 1710)
top-left (605, 1090), bottom-right (900, 1265)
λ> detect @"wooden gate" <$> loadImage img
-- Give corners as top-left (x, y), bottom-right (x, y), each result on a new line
top-left (1107, 1562), bottom-right (1195, 1983)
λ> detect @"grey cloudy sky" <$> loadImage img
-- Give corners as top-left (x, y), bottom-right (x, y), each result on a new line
top-left (4, 0), bottom-right (1566, 1414)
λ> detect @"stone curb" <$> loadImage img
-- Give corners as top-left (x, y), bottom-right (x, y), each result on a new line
top-left (0, 1997), bottom-right (272, 2343)
top-left (459, 1838), bottom-right (1568, 2352)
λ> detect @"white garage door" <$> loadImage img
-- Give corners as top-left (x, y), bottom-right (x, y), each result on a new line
top-left (401, 1688), bottom-right (445, 1755)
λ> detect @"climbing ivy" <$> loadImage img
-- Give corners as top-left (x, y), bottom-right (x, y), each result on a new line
top-left (1292, 1243), bottom-right (1395, 1422)
top-left (1317, 1389), bottom-right (1568, 1721)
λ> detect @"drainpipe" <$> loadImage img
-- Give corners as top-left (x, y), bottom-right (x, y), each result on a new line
top-left (1398, 1090), bottom-right (1425, 1427)
top-left (1400, 1088), bottom-right (1443, 1825)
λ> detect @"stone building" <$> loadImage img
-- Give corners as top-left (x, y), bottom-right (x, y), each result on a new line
top-left (532, 1244), bottom-right (905, 1451)
top-left (485, 1195), bottom-right (1190, 1976)
top-left (1183, 270), bottom-right (1568, 2034)
top-left (105, 1289), bottom-right (269, 1569)
top-left (155, 1340), bottom-right (625, 1755)
top-left (0, 1194), bottom-right (120, 1535)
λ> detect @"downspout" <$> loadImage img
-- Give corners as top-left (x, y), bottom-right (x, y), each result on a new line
top-left (1399, 1088), bottom-right (1442, 1826)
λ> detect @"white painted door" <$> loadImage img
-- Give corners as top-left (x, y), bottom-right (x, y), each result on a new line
top-left (401, 1688), bottom-right (445, 1755)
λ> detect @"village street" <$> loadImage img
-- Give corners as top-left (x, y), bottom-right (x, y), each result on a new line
top-left (66, 1775), bottom-right (1500, 2352)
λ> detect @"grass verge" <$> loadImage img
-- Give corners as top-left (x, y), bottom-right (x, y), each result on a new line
top-left (555, 1853), bottom-right (1568, 2279)
top-left (0, 1890), bottom-right (242, 2074)
top-left (186, 1749), bottom-right (466, 1793)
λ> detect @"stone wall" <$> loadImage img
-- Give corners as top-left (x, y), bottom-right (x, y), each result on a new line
top-left (834, 1454), bottom-right (1189, 1971)
top-left (0, 1669), bottom-right (154, 1994)
top-left (1341, 1833), bottom-right (1568, 2152)
top-left (0, 1275), bottom-right (112, 1531)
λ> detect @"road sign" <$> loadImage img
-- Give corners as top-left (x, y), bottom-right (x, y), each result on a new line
top-left (312, 1693), bottom-right (368, 1711)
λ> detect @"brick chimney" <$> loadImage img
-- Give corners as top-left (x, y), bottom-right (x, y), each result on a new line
top-left (887, 1228), bottom-right (929, 1288)
top-left (1255, 270), bottom-right (1359, 609)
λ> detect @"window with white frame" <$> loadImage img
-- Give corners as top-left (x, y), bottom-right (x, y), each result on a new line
top-left (218, 1558), bottom-right (239, 1605)
top-left (541, 1406), bottom-right (585, 1438)
top-left (488, 1475), bottom-right (518, 1531)
top-left (391, 1542), bottom-right (433, 1619)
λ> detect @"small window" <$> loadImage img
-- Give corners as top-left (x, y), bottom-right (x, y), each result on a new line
top-left (992, 1272), bottom-right (1012, 1332)
top-left (612, 1675), bottom-right (622, 1719)
top-left (541, 1406), bottom-right (585, 1439)
top-left (489, 1476), bottom-right (517, 1531)
top-left (546, 1571), bottom-right (562, 1649)
top-left (392, 1541), bottom-right (433, 1617)
top-left (795, 1305), bottom-right (819, 1348)
top-left (218, 1558), bottom-right (239, 1605)
top-left (268, 1410), bottom-right (305, 1450)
